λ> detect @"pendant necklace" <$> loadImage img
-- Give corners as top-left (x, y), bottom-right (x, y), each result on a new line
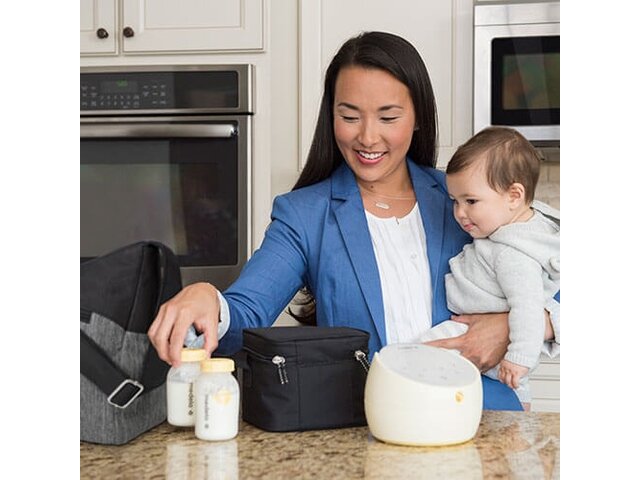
top-left (359, 187), bottom-right (416, 210)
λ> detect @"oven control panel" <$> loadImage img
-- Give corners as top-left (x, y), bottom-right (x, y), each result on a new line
top-left (81, 77), bottom-right (173, 110)
top-left (80, 66), bottom-right (250, 114)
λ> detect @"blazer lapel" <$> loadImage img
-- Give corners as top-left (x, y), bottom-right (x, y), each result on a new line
top-left (408, 161), bottom-right (446, 302)
top-left (330, 161), bottom-right (449, 345)
top-left (332, 165), bottom-right (387, 345)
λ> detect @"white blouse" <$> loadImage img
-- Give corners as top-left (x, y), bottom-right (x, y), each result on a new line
top-left (365, 203), bottom-right (433, 345)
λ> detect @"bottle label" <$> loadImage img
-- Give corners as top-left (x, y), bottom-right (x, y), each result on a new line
top-left (167, 380), bottom-right (197, 426)
top-left (203, 394), bottom-right (210, 429)
top-left (187, 383), bottom-right (195, 416)
top-left (214, 388), bottom-right (232, 405)
top-left (203, 388), bottom-right (232, 430)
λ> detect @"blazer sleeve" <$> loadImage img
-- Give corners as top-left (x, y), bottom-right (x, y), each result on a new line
top-left (216, 194), bottom-right (309, 354)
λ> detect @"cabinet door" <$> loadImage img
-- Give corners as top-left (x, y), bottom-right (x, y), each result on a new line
top-left (530, 355), bottom-right (560, 412)
top-left (80, 0), bottom-right (117, 55)
top-left (121, 0), bottom-right (264, 53)
top-left (298, 0), bottom-right (473, 168)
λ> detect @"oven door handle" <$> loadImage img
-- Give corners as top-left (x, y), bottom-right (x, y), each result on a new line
top-left (80, 123), bottom-right (237, 138)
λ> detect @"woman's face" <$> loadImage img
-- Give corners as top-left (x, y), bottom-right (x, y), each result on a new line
top-left (333, 66), bottom-right (416, 189)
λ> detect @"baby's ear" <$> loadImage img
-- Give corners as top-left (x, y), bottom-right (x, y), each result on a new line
top-left (507, 182), bottom-right (526, 208)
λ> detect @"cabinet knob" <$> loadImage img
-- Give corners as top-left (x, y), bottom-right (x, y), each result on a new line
top-left (123, 27), bottom-right (135, 38)
top-left (96, 28), bottom-right (109, 39)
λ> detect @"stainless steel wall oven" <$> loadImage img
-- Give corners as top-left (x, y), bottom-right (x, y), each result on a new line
top-left (80, 65), bottom-right (253, 288)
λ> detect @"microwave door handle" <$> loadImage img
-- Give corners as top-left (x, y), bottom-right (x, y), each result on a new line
top-left (80, 123), bottom-right (237, 138)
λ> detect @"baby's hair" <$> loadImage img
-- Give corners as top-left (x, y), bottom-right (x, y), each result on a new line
top-left (446, 126), bottom-right (541, 203)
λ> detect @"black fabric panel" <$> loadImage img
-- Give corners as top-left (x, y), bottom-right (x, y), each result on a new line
top-left (80, 241), bottom-right (182, 333)
top-left (240, 327), bottom-right (369, 432)
top-left (80, 242), bottom-right (147, 331)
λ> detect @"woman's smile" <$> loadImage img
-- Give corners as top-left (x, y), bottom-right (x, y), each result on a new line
top-left (355, 150), bottom-right (387, 165)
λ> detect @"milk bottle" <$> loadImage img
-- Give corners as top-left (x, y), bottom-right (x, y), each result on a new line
top-left (195, 358), bottom-right (239, 441)
top-left (166, 348), bottom-right (208, 427)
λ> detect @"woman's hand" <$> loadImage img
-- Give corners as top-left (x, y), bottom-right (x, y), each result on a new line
top-left (148, 282), bottom-right (220, 366)
top-left (427, 313), bottom-right (510, 372)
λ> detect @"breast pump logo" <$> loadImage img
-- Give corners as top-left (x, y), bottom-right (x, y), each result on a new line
top-left (188, 384), bottom-right (195, 416)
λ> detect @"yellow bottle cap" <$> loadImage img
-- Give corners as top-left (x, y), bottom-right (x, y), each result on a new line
top-left (180, 348), bottom-right (208, 363)
top-left (201, 358), bottom-right (235, 373)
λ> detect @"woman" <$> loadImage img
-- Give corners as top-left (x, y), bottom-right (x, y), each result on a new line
top-left (149, 32), bottom-right (559, 410)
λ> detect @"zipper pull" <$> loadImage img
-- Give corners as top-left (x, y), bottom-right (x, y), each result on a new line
top-left (354, 350), bottom-right (370, 373)
top-left (271, 355), bottom-right (289, 385)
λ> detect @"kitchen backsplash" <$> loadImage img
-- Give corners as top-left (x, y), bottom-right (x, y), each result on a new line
top-left (535, 162), bottom-right (560, 210)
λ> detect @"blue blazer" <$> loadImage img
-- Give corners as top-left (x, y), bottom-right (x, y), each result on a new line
top-left (218, 159), bottom-right (522, 410)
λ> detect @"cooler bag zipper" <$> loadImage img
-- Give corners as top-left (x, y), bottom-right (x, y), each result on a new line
top-left (354, 350), bottom-right (370, 373)
top-left (243, 347), bottom-right (369, 385)
top-left (243, 347), bottom-right (292, 385)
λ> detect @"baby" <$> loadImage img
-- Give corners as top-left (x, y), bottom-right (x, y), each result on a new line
top-left (424, 126), bottom-right (560, 409)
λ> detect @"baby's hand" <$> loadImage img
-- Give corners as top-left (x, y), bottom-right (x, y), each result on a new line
top-left (498, 360), bottom-right (529, 389)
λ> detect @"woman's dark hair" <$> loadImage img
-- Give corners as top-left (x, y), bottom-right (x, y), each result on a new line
top-left (288, 31), bottom-right (438, 325)
top-left (292, 31), bottom-right (439, 190)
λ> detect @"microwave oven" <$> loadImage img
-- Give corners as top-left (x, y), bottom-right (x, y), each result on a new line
top-left (474, 1), bottom-right (560, 146)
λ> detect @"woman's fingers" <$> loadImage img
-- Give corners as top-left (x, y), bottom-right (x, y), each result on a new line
top-left (148, 288), bottom-right (196, 365)
top-left (195, 315), bottom-right (218, 357)
top-left (168, 309), bottom-right (196, 366)
top-left (148, 282), bottom-right (221, 366)
top-left (425, 336), bottom-right (463, 350)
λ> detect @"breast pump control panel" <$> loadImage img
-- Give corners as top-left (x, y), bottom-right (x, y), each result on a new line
top-left (378, 344), bottom-right (477, 386)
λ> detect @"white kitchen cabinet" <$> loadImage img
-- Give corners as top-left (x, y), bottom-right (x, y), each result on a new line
top-left (298, 0), bottom-right (474, 168)
top-left (80, 0), bottom-right (117, 55)
top-left (80, 0), bottom-right (264, 56)
top-left (530, 355), bottom-right (560, 412)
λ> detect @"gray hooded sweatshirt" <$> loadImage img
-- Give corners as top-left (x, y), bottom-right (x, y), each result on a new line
top-left (445, 204), bottom-right (560, 369)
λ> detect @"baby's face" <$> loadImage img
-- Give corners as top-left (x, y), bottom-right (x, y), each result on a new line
top-left (446, 162), bottom-right (514, 239)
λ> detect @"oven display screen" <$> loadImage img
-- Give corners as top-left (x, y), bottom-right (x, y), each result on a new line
top-left (100, 80), bottom-right (139, 94)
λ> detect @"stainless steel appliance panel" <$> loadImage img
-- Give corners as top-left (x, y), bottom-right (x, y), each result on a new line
top-left (474, 2), bottom-right (560, 145)
top-left (81, 66), bottom-right (253, 289)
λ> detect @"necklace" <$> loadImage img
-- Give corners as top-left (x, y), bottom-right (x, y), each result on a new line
top-left (359, 188), bottom-right (416, 210)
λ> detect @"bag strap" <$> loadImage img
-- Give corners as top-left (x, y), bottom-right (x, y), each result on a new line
top-left (139, 242), bottom-right (181, 390)
top-left (80, 330), bottom-right (146, 409)
top-left (149, 241), bottom-right (182, 312)
top-left (80, 241), bottom-right (179, 408)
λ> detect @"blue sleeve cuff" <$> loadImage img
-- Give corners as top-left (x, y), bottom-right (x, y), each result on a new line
top-left (183, 289), bottom-right (231, 348)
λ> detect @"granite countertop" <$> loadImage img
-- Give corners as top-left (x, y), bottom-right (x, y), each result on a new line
top-left (80, 411), bottom-right (559, 479)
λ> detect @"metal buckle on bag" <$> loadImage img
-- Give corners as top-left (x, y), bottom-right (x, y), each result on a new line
top-left (107, 379), bottom-right (145, 409)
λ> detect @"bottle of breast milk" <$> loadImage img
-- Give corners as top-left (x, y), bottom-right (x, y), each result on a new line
top-left (195, 358), bottom-right (240, 441)
top-left (166, 348), bottom-right (208, 427)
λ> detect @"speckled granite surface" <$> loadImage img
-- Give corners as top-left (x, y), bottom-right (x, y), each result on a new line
top-left (80, 411), bottom-right (559, 479)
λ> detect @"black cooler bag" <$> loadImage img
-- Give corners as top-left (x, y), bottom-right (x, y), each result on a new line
top-left (240, 326), bottom-right (370, 432)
